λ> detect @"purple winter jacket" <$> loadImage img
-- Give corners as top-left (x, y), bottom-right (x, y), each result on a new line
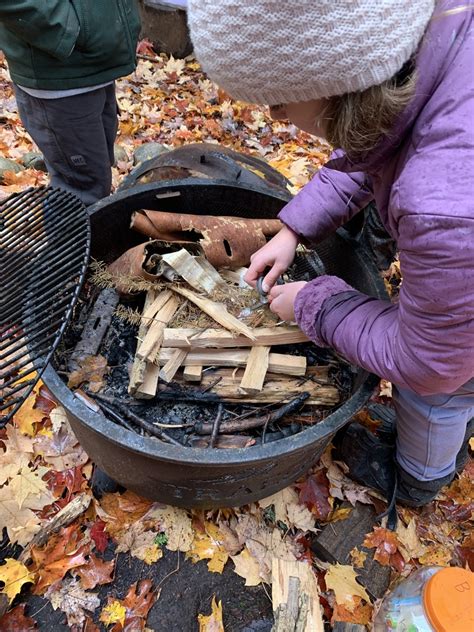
top-left (280, 0), bottom-right (474, 396)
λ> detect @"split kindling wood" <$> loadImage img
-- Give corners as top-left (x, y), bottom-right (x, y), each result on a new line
top-left (155, 348), bottom-right (307, 376)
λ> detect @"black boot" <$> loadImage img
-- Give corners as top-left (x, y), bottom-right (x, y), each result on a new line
top-left (334, 422), bottom-right (454, 508)
top-left (360, 404), bottom-right (473, 474)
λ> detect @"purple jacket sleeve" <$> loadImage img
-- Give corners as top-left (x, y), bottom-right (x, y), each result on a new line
top-left (295, 212), bottom-right (474, 396)
top-left (278, 150), bottom-right (374, 244)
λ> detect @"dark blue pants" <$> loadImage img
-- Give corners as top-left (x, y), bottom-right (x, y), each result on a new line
top-left (14, 84), bottom-right (118, 206)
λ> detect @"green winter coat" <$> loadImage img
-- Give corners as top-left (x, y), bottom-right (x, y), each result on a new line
top-left (0, 0), bottom-right (141, 90)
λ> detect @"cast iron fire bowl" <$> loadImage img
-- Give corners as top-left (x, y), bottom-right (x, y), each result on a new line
top-left (43, 178), bottom-right (385, 507)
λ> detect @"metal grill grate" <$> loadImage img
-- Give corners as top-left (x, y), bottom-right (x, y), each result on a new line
top-left (0, 186), bottom-right (90, 426)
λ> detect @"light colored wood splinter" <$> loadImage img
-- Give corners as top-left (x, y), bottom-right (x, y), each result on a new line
top-left (161, 249), bottom-right (219, 294)
top-left (141, 289), bottom-right (172, 323)
top-left (129, 289), bottom-right (159, 396)
top-left (239, 346), bottom-right (270, 394)
top-left (159, 349), bottom-right (188, 383)
top-left (170, 285), bottom-right (256, 341)
top-left (137, 294), bottom-right (180, 362)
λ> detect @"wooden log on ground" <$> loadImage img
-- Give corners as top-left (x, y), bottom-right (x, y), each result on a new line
top-left (310, 502), bottom-right (391, 600)
top-left (170, 285), bottom-right (256, 340)
top-left (162, 325), bottom-right (309, 349)
top-left (18, 493), bottom-right (91, 563)
top-left (239, 346), bottom-right (270, 393)
top-left (156, 348), bottom-right (306, 376)
top-left (157, 367), bottom-right (339, 405)
top-left (271, 558), bottom-right (324, 632)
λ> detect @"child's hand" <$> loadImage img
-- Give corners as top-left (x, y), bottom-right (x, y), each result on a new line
top-left (268, 281), bottom-right (307, 322)
top-left (244, 225), bottom-right (299, 291)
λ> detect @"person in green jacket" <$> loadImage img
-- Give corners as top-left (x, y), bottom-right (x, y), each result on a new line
top-left (0, 1), bottom-right (141, 205)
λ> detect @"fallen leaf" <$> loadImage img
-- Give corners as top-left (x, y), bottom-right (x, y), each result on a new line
top-left (187, 521), bottom-right (229, 573)
top-left (115, 523), bottom-right (162, 565)
top-left (33, 425), bottom-right (89, 470)
top-left (396, 519), bottom-right (428, 562)
top-left (363, 526), bottom-right (405, 572)
top-left (0, 484), bottom-right (41, 546)
top-left (8, 466), bottom-right (52, 509)
top-left (0, 558), bottom-right (35, 603)
top-left (30, 524), bottom-right (90, 593)
top-left (233, 514), bottom-right (297, 583)
top-left (0, 604), bottom-right (38, 630)
top-left (147, 505), bottom-right (194, 552)
top-left (13, 393), bottom-right (45, 436)
top-left (418, 545), bottom-right (452, 567)
top-left (34, 386), bottom-right (57, 416)
top-left (230, 547), bottom-right (262, 586)
top-left (90, 519), bottom-right (110, 553)
top-left (49, 405), bottom-right (68, 432)
top-left (100, 600), bottom-right (127, 628)
top-left (0, 441), bottom-right (30, 485)
top-left (46, 466), bottom-right (85, 500)
top-left (297, 471), bottom-right (332, 521)
top-left (75, 554), bottom-right (115, 589)
top-left (67, 355), bottom-right (108, 393)
top-left (328, 507), bottom-right (352, 523)
top-left (119, 579), bottom-right (155, 624)
top-left (259, 487), bottom-right (317, 531)
top-left (325, 563), bottom-right (370, 612)
top-left (349, 548), bottom-right (367, 569)
top-left (198, 596), bottom-right (224, 632)
top-left (98, 491), bottom-right (152, 538)
top-left (47, 577), bottom-right (100, 628)
top-left (331, 595), bottom-right (373, 625)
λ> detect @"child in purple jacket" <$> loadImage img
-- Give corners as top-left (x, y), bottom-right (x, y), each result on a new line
top-left (188, 0), bottom-right (474, 507)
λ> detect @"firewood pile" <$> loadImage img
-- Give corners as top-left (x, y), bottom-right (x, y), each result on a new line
top-left (60, 212), bottom-right (348, 449)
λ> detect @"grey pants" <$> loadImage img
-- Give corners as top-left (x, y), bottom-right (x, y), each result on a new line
top-left (395, 378), bottom-right (474, 481)
top-left (14, 84), bottom-right (118, 206)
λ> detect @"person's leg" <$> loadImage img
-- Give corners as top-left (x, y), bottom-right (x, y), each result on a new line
top-left (394, 378), bottom-right (474, 481)
top-left (102, 83), bottom-right (119, 168)
top-left (13, 85), bottom-right (118, 206)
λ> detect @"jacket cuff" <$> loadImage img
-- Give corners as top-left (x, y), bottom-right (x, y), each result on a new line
top-left (294, 275), bottom-right (354, 346)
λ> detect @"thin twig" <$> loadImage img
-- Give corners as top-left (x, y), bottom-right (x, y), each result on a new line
top-left (210, 403), bottom-right (224, 448)
top-left (92, 393), bottom-right (182, 446)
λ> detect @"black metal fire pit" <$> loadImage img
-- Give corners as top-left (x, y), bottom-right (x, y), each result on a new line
top-left (42, 178), bottom-right (386, 508)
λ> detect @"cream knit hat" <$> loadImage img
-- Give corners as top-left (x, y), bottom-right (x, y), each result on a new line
top-left (188, 0), bottom-right (435, 105)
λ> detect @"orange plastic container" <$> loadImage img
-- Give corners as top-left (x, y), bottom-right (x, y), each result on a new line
top-left (373, 566), bottom-right (474, 631)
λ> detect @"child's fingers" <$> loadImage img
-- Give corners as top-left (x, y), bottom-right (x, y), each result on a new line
top-left (263, 264), bottom-right (286, 292)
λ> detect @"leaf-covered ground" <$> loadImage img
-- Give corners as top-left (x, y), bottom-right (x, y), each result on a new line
top-left (0, 49), bottom-right (472, 631)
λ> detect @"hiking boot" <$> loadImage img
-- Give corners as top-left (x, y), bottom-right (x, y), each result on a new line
top-left (363, 404), bottom-right (472, 473)
top-left (334, 422), bottom-right (454, 508)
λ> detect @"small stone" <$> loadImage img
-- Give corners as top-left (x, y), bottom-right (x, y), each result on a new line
top-left (133, 142), bottom-right (169, 165)
top-left (21, 151), bottom-right (47, 172)
top-left (0, 157), bottom-right (24, 180)
top-left (114, 144), bottom-right (129, 165)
